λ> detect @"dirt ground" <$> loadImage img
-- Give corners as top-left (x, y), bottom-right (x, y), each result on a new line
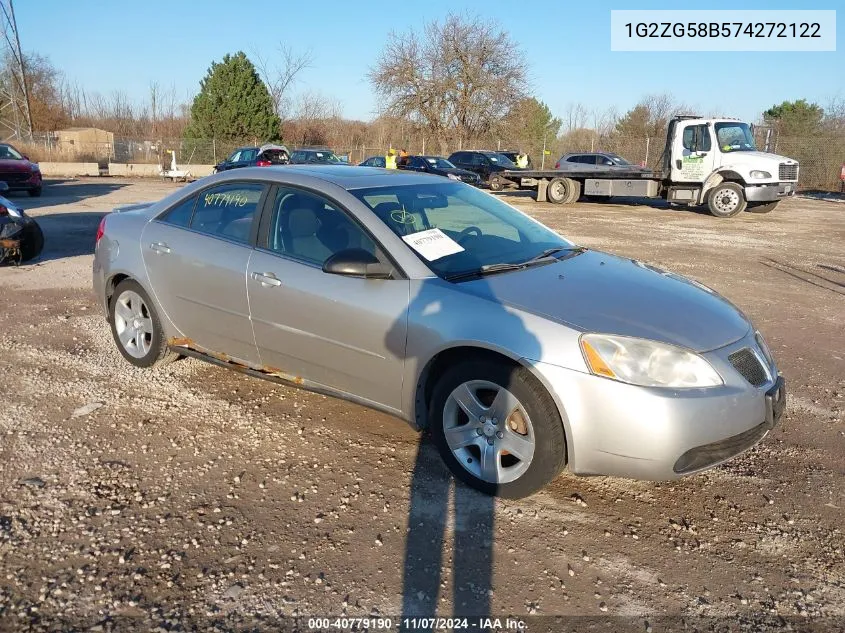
top-left (0, 178), bottom-right (843, 632)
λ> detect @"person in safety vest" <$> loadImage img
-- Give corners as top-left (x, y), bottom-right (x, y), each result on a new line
top-left (516, 152), bottom-right (529, 169)
top-left (385, 148), bottom-right (397, 169)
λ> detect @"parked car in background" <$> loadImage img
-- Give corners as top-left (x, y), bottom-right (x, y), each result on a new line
top-left (289, 149), bottom-right (346, 165)
top-left (93, 165), bottom-right (785, 498)
top-left (555, 152), bottom-right (645, 170)
top-left (0, 143), bottom-right (43, 197)
top-left (0, 182), bottom-right (44, 264)
top-left (400, 155), bottom-right (481, 185)
top-left (214, 144), bottom-right (290, 172)
top-left (447, 150), bottom-right (526, 190)
top-left (359, 156), bottom-right (386, 168)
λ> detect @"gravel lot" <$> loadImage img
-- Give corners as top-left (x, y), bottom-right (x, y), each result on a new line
top-left (1, 178), bottom-right (843, 631)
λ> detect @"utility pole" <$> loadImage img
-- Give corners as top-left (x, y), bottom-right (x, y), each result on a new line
top-left (0, 0), bottom-right (33, 139)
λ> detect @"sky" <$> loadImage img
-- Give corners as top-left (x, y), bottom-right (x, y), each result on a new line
top-left (16, 0), bottom-right (844, 126)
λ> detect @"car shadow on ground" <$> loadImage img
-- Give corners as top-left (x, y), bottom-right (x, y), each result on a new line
top-left (29, 211), bottom-right (107, 263)
top-left (384, 272), bottom-right (543, 625)
top-left (5, 180), bottom-right (129, 211)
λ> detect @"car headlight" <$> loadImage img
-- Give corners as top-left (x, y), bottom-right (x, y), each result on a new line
top-left (749, 170), bottom-right (772, 179)
top-left (580, 333), bottom-right (723, 388)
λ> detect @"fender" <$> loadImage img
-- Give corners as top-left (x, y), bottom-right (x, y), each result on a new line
top-left (700, 168), bottom-right (746, 203)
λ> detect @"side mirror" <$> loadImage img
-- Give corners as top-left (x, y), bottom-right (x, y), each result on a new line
top-left (322, 248), bottom-right (392, 279)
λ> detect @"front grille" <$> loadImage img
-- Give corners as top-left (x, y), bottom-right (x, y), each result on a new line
top-left (674, 421), bottom-right (769, 474)
top-left (729, 348), bottom-right (768, 387)
top-left (0, 171), bottom-right (30, 183)
top-left (779, 163), bottom-right (798, 181)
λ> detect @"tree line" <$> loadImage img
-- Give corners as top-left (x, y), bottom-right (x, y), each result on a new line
top-left (3, 13), bottom-right (844, 158)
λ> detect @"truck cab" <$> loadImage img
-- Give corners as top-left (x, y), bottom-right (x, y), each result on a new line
top-left (664, 116), bottom-right (799, 217)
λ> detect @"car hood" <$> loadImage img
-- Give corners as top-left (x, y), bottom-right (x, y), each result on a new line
top-left (0, 159), bottom-right (34, 171)
top-left (719, 151), bottom-right (797, 168)
top-left (433, 167), bottom-right (478, 178)
top-left (465, 250), bottom-right (750, 352)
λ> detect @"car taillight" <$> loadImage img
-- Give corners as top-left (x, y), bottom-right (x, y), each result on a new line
top-left (256, 160), bottom-right (272, 167)
top-left (95, 216), bottom-right (107, 243)
top-left (554, 161), bottom-right (560, 169)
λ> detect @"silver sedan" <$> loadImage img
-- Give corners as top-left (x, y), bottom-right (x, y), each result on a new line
top-left (92, 166), bottom-right (786, 498)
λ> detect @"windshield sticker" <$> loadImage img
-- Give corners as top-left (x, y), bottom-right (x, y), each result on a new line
top-left (402, 228), bottom-right (465, 261)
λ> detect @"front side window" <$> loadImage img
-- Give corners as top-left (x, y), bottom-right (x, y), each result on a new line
top-left (189, 183), bottom-right (265, 243)
top-left (265, 187), bottom-right (377, 266)
top-left (682, 125), bottom-right (712, 152)
top-left (715, 122), bottom-right (756, 153)
top-left (240, 149), bottom-right (258, 162)
top-left (352, 182), bottom-right (573, 280)
top-left (228, 151), bottom-right (242, 162)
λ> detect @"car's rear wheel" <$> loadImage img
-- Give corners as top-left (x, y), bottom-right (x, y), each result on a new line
top-left (429, 360), bottom-right (567, 498)
top-left (19, 220), bottom-right (44, 262)
top-left (489, 175), bottom-right (504, 191)
top-left (110, 279), bottom-right (177, 368)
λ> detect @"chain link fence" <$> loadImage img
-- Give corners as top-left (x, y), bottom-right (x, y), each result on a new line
top-left (12, 131), bottom-right (845, 191)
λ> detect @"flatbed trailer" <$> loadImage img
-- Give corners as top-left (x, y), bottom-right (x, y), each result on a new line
top-left (494, 115), bottom-right (800, 218)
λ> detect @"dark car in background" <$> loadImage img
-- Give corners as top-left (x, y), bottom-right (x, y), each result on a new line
top-left (359, 156), bottom-right (386, 168)
top-left (447, 150), bottom-right (525, 190)
top-left (214, 144), bottom-right (290, 173)
top-left (289, 149), bottom-right (346, 165)
top-left (555, 152), bottom-right (645, 170)
top-left (0, 143), bottom-right (43, 197)
top-left (400, 155), bottom-right (481, 185)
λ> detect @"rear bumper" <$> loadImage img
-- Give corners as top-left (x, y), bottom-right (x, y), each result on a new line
top-left (745, 182), bottom-right (796, 202)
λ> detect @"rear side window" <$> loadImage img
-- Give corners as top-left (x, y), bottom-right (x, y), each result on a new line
top-left (189, 183), bottom-right (265, 243)
top-left (159, 196), bottom-right (196, 227)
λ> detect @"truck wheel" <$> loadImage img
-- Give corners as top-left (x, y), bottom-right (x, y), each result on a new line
top-left (707, 182), bottom-right (746, 218)
top-left (746, 201), bottom-right (779, 214)
top-left (564, 179), bottom-right (581, 204)
top-left (547, 177), bottom-right (576, 204)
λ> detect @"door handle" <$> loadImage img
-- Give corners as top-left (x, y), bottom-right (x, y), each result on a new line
top-left (675, 159), bottom-right (682, 170)
top-left (149, 241), bottom-right (171, 254)
top-left (251, 271), bottom-right (282, 287)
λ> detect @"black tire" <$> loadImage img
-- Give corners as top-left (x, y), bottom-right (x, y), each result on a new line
top-left (746, 201), bottom-right (779, 214)
top-left (489, 175), bottom-right (504, 191)
top-left (429, 359), bottom-right (567, 499)
top-left (109, 279), bottom-right (178, 368)
top-left (547, 177), bottom-right (577, 205)
top-left (564, 179), bottom-right (582, 204)
top-left (19, 220), bottom-right (44, 262)
top-left (28, 186), bottom-right (42, 197)
top-left (707, 182), bottom-right (746, 218)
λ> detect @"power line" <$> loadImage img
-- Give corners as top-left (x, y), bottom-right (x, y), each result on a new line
top-left (0, 0), bottom-right (33, 139)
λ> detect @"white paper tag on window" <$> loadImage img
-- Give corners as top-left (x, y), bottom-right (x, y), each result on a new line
top-left (402, 228), bottom-right (465, 261)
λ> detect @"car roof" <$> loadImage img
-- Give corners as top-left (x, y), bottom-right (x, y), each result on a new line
top-left (210, 165), bottom-right (447, 190)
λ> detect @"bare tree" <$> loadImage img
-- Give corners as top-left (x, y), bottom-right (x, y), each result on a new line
top-left (369, 12), bottom-right (529, 154)
top-left (562, 102), bottom-right (589, 133)
top-left (254, 44), bottom-right (313, 122)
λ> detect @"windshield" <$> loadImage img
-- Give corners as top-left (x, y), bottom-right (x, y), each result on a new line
top-left (715, 122), bottom-right (757, 153)
top-left (0, 145), bottom-right (23, 160)
top-left (487, 153), bottom-right (516, 167)
top-left (425, 157), bottom-right (456, 169)
top-left (351, 182), bottom-right (573, 279)
top-left (314, 152), bottom-right (341, 163)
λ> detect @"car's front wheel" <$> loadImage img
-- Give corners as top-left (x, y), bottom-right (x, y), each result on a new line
top-left (110, 279), bottom-right (177, 368)
top-left (429, 360), bottom-right (567, 498)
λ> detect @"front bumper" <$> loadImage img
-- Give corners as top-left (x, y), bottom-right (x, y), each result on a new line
top-left (0, 171), bottom-right (41, 190)
top-left (529, 332), bottom-right (784, 480)
top-left (745, 182), bottom-right (796, 202)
